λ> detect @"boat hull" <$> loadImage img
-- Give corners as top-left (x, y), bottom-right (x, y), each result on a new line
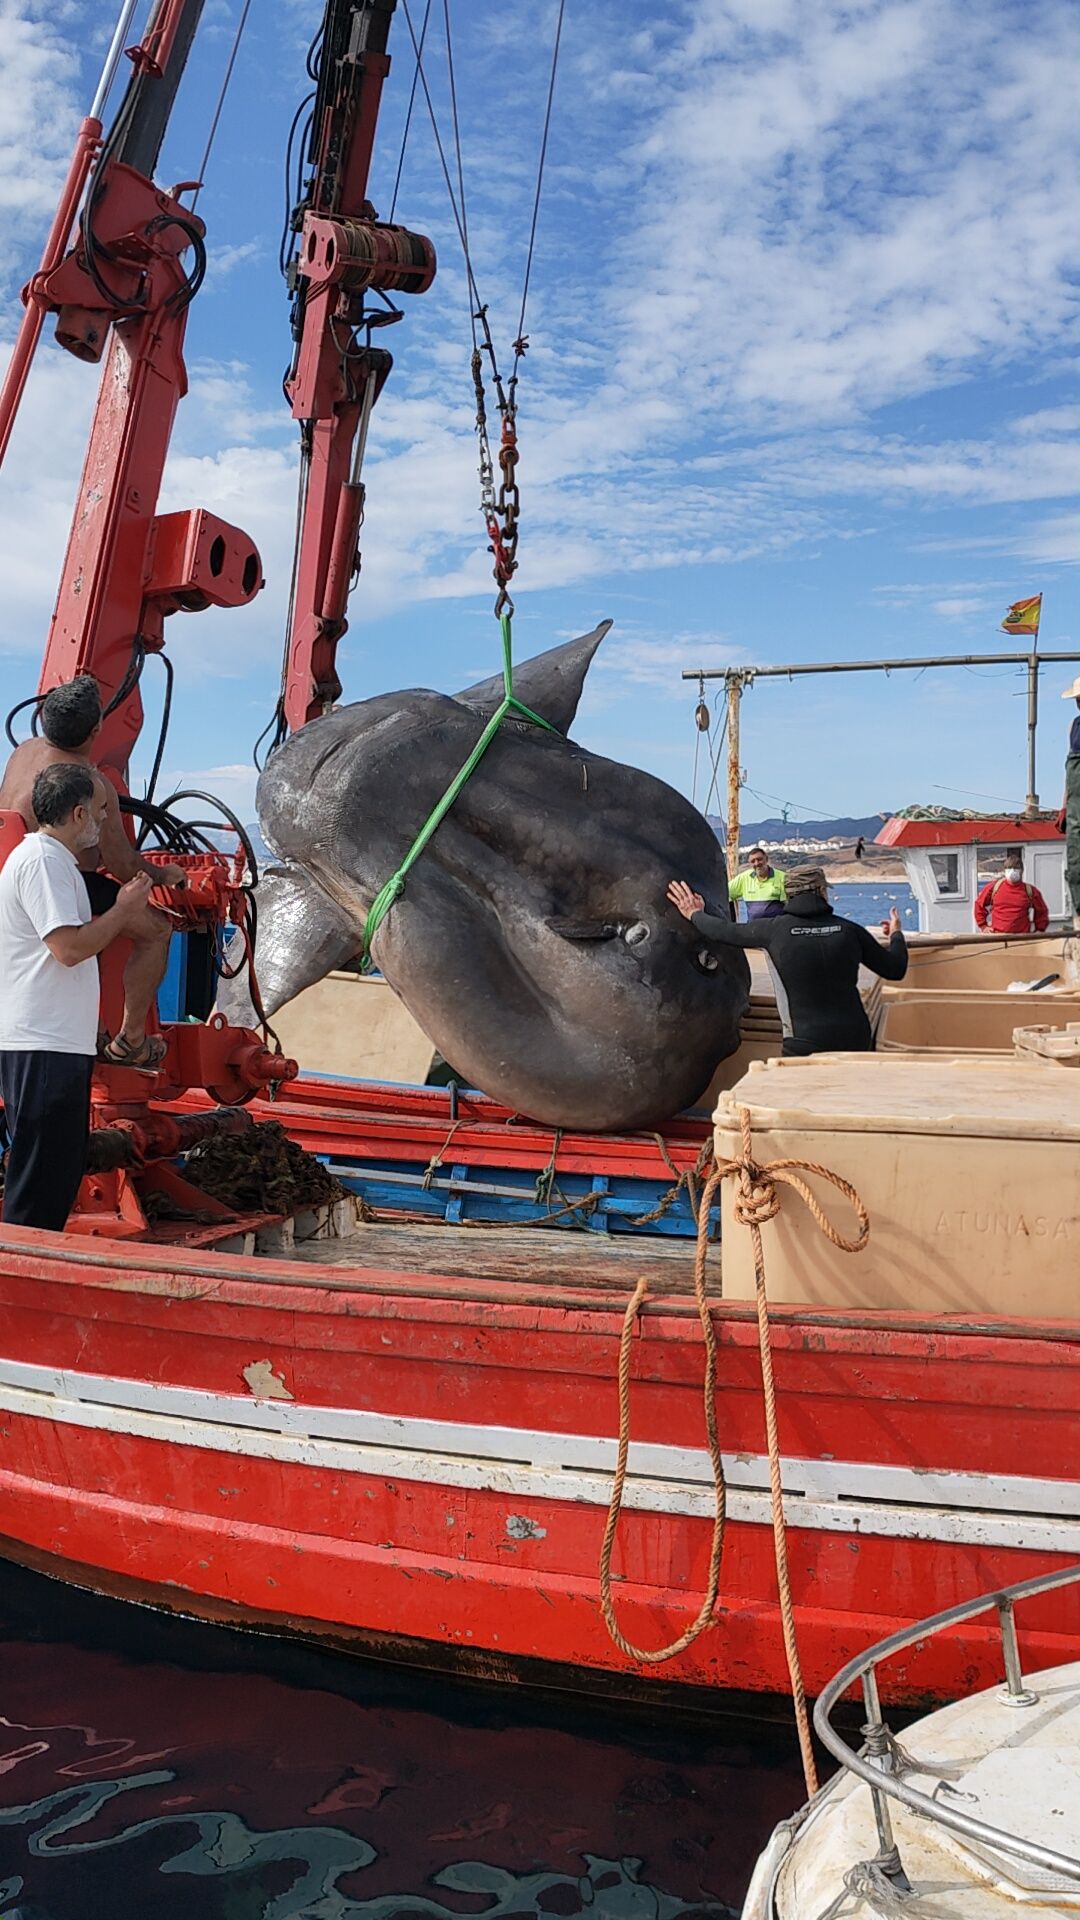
top-left (0, 1214), bottom-right (1076, 1707)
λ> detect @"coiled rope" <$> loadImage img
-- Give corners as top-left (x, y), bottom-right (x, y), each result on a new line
top-left (599, 1105), bottom-right (870, 1800)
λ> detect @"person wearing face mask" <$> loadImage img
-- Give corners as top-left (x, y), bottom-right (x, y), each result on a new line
top-left (0, 765), bottom-right (153, 1230)
top-left (973, 849), bottom-right (1049, 934)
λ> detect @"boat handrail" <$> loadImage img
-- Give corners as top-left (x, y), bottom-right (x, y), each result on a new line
top-left (812, 1560), bottom-right (1080, 1890)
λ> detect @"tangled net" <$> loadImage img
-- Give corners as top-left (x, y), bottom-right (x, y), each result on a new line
top-left (183, 1119), bottom-right (345, 1216)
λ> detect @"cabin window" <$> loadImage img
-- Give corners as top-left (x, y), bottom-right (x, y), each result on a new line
top-left (929, 851), bottom-right (961, 896)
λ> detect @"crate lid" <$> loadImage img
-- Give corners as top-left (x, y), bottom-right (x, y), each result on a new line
top-left (715, 1054), bottom-right (1080, 1141)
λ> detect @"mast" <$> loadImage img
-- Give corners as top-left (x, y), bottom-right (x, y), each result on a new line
top-left (726, 673), bottom-right (742, 880)
top-left (685, 651), bottom-right (1080, 836)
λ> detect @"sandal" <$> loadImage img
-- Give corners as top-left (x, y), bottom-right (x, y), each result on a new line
top-left (103, 1032), bottom-right (168, 1071)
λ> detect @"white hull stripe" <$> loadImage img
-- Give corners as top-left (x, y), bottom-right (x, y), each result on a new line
top-left (0, 1357), bottom-right (1077, 1553)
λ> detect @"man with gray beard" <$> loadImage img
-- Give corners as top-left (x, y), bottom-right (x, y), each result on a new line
top-left (0, 765), bottom-right (151, 1229)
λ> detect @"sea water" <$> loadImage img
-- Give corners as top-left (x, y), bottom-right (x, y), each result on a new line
top-left (829, 879), bottom-right (917, 930)
top-left (0, 1561), bottom-right (807, 1919)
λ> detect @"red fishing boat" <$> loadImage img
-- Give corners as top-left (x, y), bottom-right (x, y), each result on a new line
top-left (0, 0), bottom-right (1077, 1715)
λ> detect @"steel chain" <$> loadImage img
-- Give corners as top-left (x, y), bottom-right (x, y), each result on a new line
top-left (470, 307), bottom-right (527, 619)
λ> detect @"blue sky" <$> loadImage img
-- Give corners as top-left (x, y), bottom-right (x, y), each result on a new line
top-left (3, 0), bottom-right (1080, 830)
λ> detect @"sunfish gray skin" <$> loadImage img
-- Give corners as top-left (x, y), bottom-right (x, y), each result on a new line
top-left (235, 624), bottom-right (750, 1131)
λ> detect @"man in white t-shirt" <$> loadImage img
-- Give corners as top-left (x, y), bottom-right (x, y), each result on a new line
top-left (0, 764), bottom-right (152, 1231)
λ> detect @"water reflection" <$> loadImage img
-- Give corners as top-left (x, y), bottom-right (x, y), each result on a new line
top-left (0, 1563), bottom-right (803, 1918)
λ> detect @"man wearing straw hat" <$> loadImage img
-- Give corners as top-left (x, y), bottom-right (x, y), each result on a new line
top-left (667, 863), bottom-right (908, 1057)
top-left (1059, 675), bottom-right (1080, 929)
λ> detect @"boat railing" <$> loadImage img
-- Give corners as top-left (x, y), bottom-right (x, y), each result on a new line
top-left (812, 1560), bottom-right (1080, 1894)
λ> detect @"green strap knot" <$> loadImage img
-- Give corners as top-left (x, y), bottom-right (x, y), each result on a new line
top-left (359, 613), bottom-right (557, 973)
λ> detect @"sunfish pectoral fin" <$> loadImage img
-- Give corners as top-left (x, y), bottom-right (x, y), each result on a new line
top-left (215, 863), bottom-right (362, 1025)
top-left (545, 916), bottom-right (619, 941)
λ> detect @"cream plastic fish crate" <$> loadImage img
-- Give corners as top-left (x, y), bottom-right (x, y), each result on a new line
top-left (877, 984), bottom-right (1080, 1053)
top-left (714, 1055), bottom-right (1080, 1320)
top-left (1013, 1020), bottom-right (1080, 1065)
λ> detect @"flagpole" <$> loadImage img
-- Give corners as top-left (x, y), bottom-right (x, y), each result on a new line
top-left (1025, 647), bottom-right (1040, 818)
top-left (1000, 596), bottom-right (1042, 818)
top-left (1025, 597), bottom-right (1043, 818)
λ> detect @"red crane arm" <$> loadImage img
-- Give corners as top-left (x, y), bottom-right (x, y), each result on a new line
top-left (3, 0), bottom-right (261, 782)
top-left (279, 0), bottom-right (435, 735)
top-left (0, 0), bottom-right (298, 1131)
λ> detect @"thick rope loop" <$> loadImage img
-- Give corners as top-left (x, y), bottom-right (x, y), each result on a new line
top-left (716, 1106), bottom-right (869, 1798)
top-left (599, 1168), bottom-right (726, 1668)
top-left (600, 1106), bottom-right (870, 1802)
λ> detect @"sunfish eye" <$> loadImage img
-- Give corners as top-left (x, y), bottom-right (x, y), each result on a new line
top-left (695, 947), bottom-right (719, 973)
top-left (624, 921), bottom-right (649, 946)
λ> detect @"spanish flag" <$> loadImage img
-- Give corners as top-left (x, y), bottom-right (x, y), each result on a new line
top-left (1000, 594), bottom-right (1042, 636)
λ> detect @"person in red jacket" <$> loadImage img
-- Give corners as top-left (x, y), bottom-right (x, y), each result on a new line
top-left (973, 850), bottom-right (1049, 933)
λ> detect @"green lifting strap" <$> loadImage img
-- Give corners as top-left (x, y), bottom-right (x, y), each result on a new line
top-left (359, 613), bottom-right (558, 971)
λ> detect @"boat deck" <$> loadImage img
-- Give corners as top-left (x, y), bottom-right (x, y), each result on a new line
top-left (288, 1215), bottom-right (701, 1293)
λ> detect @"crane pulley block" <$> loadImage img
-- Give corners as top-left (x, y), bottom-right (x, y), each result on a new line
top-left (300, 214), bottom-right (436, 298)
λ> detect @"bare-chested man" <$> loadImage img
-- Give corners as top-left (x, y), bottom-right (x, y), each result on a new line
top-left (0, 675), bottom-right (185, 1068)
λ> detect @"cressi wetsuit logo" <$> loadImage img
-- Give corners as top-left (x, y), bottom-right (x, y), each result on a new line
top-left (790, 925), bottom-right (842, 934)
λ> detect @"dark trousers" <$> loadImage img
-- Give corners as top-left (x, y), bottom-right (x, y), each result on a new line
top-left (0, 1051), bottom-right (93, 1231)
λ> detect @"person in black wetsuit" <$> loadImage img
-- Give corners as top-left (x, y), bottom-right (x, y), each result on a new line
top-left (667, 863), bottom-right (908, 1056)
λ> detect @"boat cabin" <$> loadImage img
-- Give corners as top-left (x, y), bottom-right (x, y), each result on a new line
top-left (876, 813), bottom-right (1068, 933)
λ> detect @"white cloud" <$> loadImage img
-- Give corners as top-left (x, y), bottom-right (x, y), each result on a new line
top-left (202, 239), bottom-right (265, 286)
top-left (593, 631), bottom-right (740, 692)
top-left (1013, 511), bottom-right (1080, 565)
top-left (601, 0), bottom-right (1080, 423)
top-left (151, 761), bottom-right (258, 824)
top-left (0, 340), bottom-right (95, 657)
top-left (932, 596), bottom-right (985, 621)
top-left (0, 2), bottom-right (80, 250)
top-left (8, 0), bottom-right (1080, 736)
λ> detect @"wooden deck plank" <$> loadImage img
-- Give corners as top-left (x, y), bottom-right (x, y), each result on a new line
top-left (288, 1217), bottom-right (700, 1292)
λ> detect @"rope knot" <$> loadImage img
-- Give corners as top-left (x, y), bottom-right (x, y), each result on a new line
top-left (732, 1163), bottom-right (780, 1229)
top-left (716, 1106), bottom-right (870, 1256)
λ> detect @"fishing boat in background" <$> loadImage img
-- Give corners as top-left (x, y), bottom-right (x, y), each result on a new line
top-left (0, 0), bottom-right (1077, 1724)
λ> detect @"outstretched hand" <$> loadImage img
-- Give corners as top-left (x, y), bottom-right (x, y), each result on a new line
top-left (667, 880), bottom-right (705, 920)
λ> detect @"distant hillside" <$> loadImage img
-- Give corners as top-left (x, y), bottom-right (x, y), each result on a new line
top-left (708, 814), bottom-right (892, 842)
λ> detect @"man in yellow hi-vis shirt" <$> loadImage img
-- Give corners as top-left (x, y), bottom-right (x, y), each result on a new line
top-left (728, 845), bottom-right (786, 920)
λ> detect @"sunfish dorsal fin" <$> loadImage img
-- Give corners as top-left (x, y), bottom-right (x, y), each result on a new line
top-left (453, 620), bottom-right (612, 733)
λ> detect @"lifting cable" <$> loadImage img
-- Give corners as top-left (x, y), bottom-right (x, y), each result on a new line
top-left (702, 710), bottom-right (729, 818)
top-left (189, 0), bottom-right (254, 211)
top-left (354, 1), bottom-right (566, 969)
top-left (388, 0), bottom-right (433, 222)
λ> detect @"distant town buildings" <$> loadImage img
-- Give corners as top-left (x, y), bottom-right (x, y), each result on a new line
top-left (738, 836), bottom-right (849, 858)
